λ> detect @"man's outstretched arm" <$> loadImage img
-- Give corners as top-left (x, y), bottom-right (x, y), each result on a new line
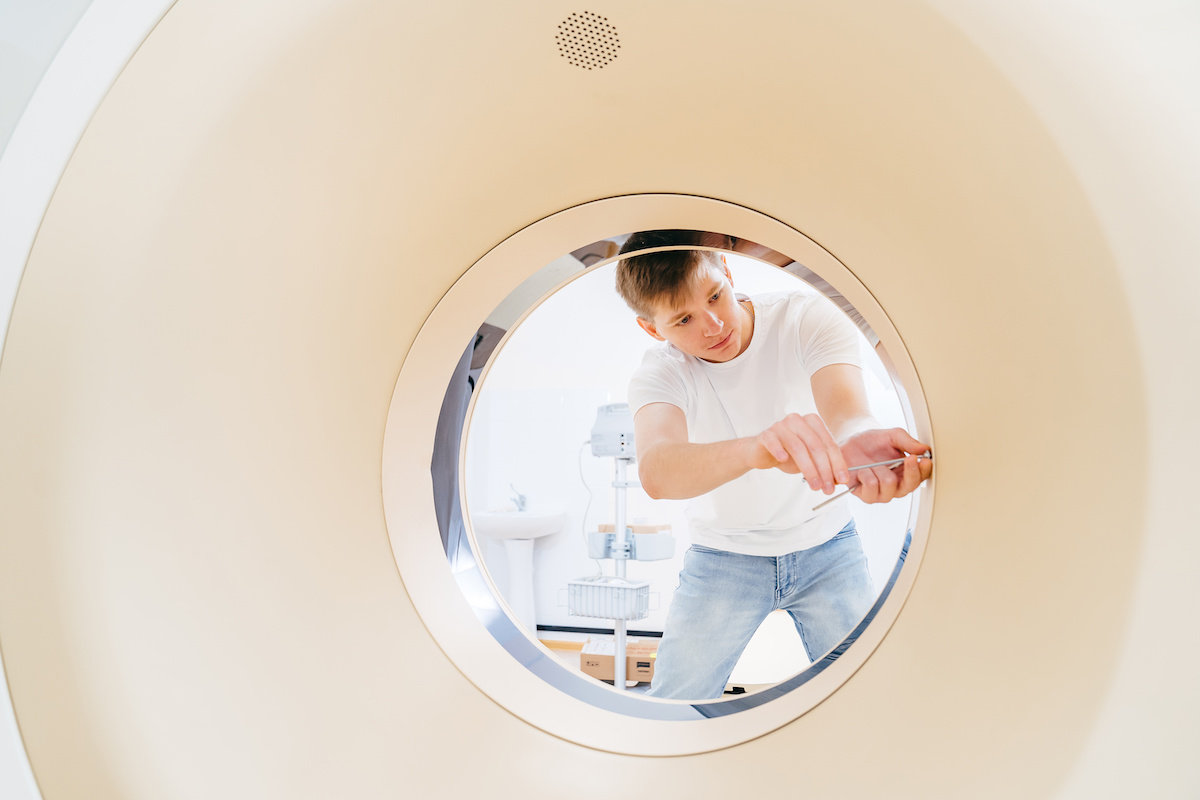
top-left (633, 401), bottom-right (851, 500)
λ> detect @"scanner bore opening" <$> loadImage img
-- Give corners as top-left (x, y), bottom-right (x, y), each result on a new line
top-left (429, 228), bottom-right (928, 720)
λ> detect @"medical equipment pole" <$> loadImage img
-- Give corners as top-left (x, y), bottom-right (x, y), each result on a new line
top-left (587, 403), bottom-right (641, 691)
top-left (613, 457), bottom-right (628, 690)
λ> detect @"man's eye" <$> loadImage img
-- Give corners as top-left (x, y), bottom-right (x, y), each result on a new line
top-left (678, 316), bottom-right (690, 325)
top-left (711, 292), bottom-right (720, 301)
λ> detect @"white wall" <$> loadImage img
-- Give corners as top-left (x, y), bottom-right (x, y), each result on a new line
top-left (464, 254), bottom-right (913, 679)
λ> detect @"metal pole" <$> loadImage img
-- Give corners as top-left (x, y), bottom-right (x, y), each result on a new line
top-left (613, 457), bottom-right (627, 690)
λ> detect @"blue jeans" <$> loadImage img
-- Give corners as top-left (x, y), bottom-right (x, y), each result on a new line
top-left (646, 519), bottom-right (875, 701)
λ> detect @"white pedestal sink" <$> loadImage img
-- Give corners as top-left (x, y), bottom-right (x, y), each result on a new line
top-left (472, 511), bottom-right (567, 632)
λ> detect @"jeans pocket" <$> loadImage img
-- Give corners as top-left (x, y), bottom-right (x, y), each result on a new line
top-left (830, 519), bottom-right (858, 541)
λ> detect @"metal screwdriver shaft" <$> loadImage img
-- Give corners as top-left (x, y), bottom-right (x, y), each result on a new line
top-left (810, 452), bottom-right (933, 510)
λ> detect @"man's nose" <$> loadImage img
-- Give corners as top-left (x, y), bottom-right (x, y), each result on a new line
top-left (702, 310), bottom-right (724, 336)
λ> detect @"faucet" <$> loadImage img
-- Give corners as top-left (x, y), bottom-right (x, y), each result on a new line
top-left (509, 484), bottom-right (527, 512)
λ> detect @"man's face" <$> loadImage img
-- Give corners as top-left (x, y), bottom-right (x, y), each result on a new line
top-left (637, 258), bottom-right (750, 363)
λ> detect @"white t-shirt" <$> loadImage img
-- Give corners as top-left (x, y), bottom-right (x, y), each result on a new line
top-left (627, 289), bottom-right (863, 556)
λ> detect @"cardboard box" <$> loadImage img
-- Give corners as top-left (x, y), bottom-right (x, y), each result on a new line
top-left (579, 637), bottom-right (659, 684)
top-left (598, 523), bottom-right (670, 534)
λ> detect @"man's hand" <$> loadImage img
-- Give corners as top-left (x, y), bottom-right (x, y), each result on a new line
top-left (754, 413), bottom-right (851, 495)
top-left (839, 428), bottom-right (932, 503)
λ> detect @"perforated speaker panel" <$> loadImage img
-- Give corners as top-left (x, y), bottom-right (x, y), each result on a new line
top-left (555, 10), bottom-right (620, 70)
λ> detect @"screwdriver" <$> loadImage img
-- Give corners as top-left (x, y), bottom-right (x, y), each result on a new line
top-left (809, 452), bottom-right (933, 510)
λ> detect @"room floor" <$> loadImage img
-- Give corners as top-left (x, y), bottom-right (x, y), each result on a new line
top-left (538, 610), bottom-right (810, 697)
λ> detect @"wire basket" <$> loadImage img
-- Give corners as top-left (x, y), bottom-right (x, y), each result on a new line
top-left (567, 577), bottom-right (650, 621)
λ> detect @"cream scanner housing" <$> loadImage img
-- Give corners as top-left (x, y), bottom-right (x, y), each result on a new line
top-left (1, 1), bottom-right (1198, 798)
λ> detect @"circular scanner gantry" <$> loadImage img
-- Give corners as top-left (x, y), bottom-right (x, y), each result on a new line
top-left (1, 1), bottom-right (1198, 798)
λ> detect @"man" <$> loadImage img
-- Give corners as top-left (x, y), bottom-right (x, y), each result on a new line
top-left (617, 231), bottom-right (931, 700)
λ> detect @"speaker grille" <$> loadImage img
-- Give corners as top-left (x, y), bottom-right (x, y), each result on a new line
top-left (555, 11), bottom-right (620, 70)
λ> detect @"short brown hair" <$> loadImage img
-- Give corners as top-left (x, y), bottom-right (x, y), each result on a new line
top-left (614, 230), bottom-right (731, 319)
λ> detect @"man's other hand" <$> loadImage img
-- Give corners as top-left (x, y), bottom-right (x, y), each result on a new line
top-left (755, 413), bottom-right (851, 494)
top-left (839, 429), bottom-right (933, 503)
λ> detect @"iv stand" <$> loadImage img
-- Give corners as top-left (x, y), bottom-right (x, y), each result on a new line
top-left (610, 455), bottom-right (636, 689)
top-left (580, 401), bottom-right (653, 692)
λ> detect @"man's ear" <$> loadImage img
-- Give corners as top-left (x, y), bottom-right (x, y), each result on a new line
top-left (720, 254), bottom-right (733, 285)
top-left (636, 316), bottom-right (666, 341)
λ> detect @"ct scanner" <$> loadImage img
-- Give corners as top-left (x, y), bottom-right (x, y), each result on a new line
top-left (1, 0), bottom-right (1198, 797)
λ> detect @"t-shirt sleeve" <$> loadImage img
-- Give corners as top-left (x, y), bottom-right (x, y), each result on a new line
top-left (794, 294), bottom-right (865, 375)
top-left (627, 348), bottom-right (689, 416)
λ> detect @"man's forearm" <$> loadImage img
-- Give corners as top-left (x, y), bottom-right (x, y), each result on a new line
top-left (637, 437), bottom-right (760, 500)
